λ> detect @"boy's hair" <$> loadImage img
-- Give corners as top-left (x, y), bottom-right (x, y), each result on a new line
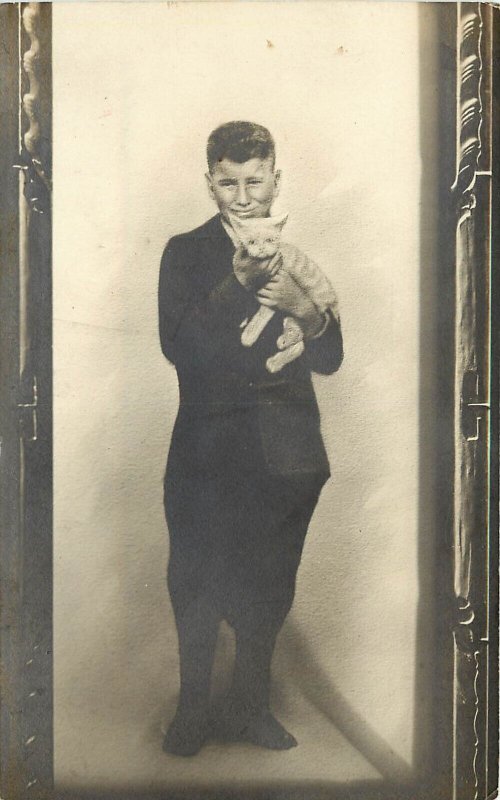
top-left (207, 121), bottom-right (275, 173)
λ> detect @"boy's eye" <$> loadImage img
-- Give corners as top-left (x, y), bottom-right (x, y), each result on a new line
top-left (249, 239), bottom-right (256, 245)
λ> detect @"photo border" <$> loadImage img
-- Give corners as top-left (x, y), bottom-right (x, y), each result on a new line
top-left (0, 3), bottom-right (497, 799)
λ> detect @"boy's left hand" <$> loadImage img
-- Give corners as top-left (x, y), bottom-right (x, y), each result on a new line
top-left (257, 269), bottom-right (304, 314)
top-left (257, 270), bottom-right (325, 339)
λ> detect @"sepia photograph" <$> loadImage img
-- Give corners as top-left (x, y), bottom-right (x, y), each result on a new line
top-left (0, 3), bottom-right (498, 800)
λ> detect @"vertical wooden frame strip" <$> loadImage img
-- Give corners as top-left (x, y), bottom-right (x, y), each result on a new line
top-left (0, 5), bottom-right (22, 799)
top-left (1, 3), bottom-right (53, 794)
top-left (452, 4), bottom-right (493, 800)
top-left (21, 2), bottom-right (53, 797)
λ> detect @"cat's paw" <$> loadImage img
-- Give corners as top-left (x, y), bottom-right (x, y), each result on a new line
top-left (277, 316), bottom-right (304, 350)
top-left (266, 340), bottom-right (305, 374)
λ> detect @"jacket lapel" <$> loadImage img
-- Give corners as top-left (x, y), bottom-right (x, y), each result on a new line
top-left (199, 214), bottom-right (236, 282)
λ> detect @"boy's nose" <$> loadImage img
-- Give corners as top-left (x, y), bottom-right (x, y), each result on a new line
top-left (235, 184), bottom-right (250, 206)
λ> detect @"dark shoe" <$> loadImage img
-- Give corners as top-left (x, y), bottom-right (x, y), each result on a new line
top-left (213, 705), bottom-right (298, 750)
top-left (162, 711), bottom-right (209, 757)
top-left (239, 710), bottom-right (298, 750)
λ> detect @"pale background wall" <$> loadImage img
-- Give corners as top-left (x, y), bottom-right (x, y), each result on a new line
top-left (53, 1), bottom-right (439, 791)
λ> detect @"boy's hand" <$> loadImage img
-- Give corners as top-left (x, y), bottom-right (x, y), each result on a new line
top-left (257, 270), bottom-right (304, 313)
top-left (233, 247), bottom-right (280, 290)
top-left (257, 270), bottom-right (325, 339)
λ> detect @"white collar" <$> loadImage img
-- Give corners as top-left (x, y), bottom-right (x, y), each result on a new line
top-left (221, 217), bottom-right (240, 248)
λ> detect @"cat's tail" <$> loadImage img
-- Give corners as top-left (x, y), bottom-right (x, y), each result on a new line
top-left (241, 305), bottom-right (276, 347)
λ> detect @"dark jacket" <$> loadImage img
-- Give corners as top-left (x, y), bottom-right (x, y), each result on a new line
top-left (158, 214), bottom-right (343, 478)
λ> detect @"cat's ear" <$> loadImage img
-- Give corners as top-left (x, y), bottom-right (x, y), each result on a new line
top-left (274, 211), bottom-right (288, 231)
top-left (227, 212), bottom-right (245, 233)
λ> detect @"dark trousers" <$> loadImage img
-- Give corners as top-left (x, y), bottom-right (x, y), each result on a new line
top-left (165, 470), bottom-right (324, 722)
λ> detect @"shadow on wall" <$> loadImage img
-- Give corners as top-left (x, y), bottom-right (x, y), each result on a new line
top-left (276, 620), bottom-right (415, 785)
top-left (412, 2), bottom-right (454, 790)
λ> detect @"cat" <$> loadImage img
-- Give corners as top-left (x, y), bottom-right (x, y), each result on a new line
top-left (230, 213), bottom-right (288, 349)
top-left (229, 212), bottom-right (339, 374)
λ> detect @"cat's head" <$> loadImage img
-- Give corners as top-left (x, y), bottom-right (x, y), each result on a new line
top-left (229, 212), bottom-right (288, 259)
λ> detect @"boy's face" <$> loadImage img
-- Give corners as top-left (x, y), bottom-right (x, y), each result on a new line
top-left (206, 157), bottom-right (281, 221)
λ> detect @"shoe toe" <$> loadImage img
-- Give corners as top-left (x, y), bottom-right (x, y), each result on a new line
top-left (162, 715), bottom-right (208, 757)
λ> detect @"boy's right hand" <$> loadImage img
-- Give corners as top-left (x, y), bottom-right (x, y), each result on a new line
top-left (233, 247), bottom-right (281, 290)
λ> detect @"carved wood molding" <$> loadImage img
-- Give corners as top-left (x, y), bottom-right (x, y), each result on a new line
top-left (22, 4), bottom-right (41, 156)
top-left (452, 4), bottom-right (492, 800)
top-left (17, 2), bottom-right (51, 215)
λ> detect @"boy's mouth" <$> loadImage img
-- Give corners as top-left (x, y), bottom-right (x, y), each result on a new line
top-left (230, 208), bottom-right (258, 218)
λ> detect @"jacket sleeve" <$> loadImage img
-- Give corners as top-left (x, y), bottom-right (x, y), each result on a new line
top-left (158, 237), bottom-right (249, 366)
top-left (303, 309), bottom-right (344, 375)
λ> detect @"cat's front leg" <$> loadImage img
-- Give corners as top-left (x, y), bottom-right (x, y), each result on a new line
top-left (241, 305), bottom-right (276, 347)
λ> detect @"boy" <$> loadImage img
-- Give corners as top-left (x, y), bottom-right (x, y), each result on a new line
top-left (158, 121), bottom-right (343, 756)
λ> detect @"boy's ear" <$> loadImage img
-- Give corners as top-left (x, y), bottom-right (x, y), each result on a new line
top-left (273, 169), bottom-right (282, 197)
top-left (205, 171), bottom-right (215, 199)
